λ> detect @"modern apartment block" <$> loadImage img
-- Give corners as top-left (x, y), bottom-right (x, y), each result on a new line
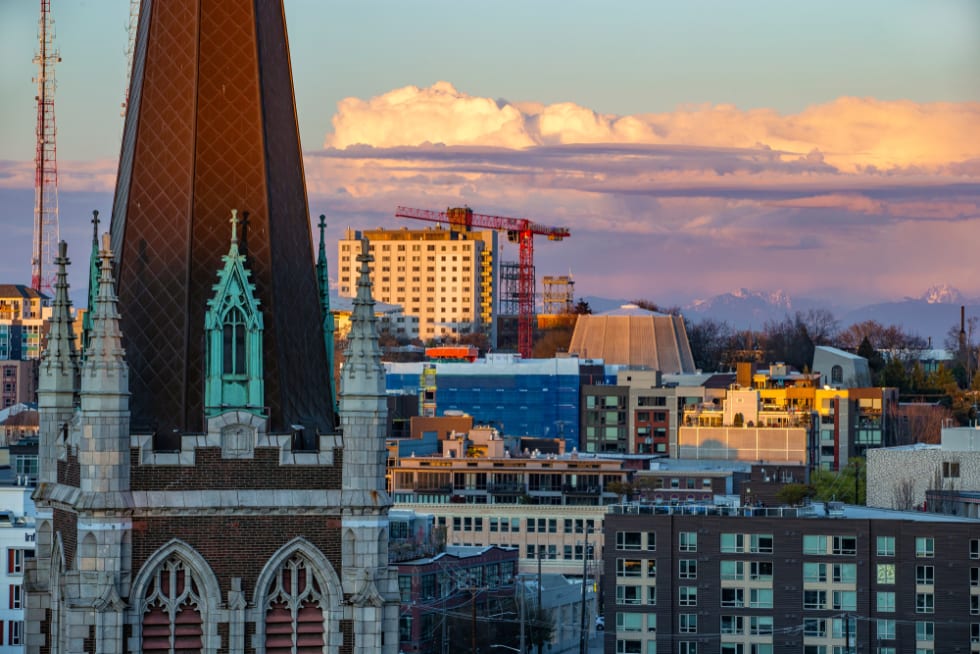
top-left (0, 286), bottom-right (47, 362)
top-left (0, 363), bottom-right (35, 411)
top-left (338, 226), bottom-right (497, 341)
top-left (603, 502), bottom-right (980, 654)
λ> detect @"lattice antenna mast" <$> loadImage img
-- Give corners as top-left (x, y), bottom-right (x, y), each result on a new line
top-left (121, 0), bottom-right (140, 116)
top-left (32, 0), bottom-right (62, 295)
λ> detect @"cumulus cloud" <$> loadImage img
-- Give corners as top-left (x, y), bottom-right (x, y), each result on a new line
top-left (325, 82), bottom-right (980, 172)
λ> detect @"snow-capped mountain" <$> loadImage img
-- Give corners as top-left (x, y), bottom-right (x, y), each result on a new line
top-left (918, 284), bottom-right (963, 305)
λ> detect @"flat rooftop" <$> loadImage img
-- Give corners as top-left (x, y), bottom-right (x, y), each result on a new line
top-left (609, 501), bottom-right (980, 523)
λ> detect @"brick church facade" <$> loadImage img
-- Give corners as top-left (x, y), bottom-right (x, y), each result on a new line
top-left (24, 1), bottom-right (398, 652)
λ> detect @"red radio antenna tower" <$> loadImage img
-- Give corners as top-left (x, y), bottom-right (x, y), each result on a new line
top-left (31, 0), bottom-right (62, 295)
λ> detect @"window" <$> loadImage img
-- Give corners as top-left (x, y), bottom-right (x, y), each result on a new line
top-left (877, 591), bottom-right (895, 612)
top-left (803, 535), bottom-right (827, 555)
top-left (971, 539), bottom-right (979, 559)
top-left (679, 642), bottom-right (697, 654)
top-left (720, 646), bottom-right (742, 654)
top-left (679, 532), bottom-right (697, 552)
top-left (722, 588), bottom-right (745, 608)
top-left (617, 532), bottom-right (643, 551)
top-left (616, 585), bottom-right (642, 605)
top-left (617, 613), bottom-right (644, 633)
top-left (144, 555), bottom-right (206, 653)
top-left (679, 586), bottom-right (697, 606)
top-left (646, 532), bottom-right (657, 551)
top-left (616, 640), bottom-right (642, 654)
top-left (916, 621), bottom-right (934, 642)
top-left (679, 559), bottom-right (697, 579)
top-left (749, 588), bottom-right (773, 609)
top-left (833, 563), bottom-right (856, 584)
top-left (750, 561), bottom-right (773, 581)
top-left (8, 584), bottom-right (20, 610)
top-left (6, 549), bottom-right (32, 575)
top-left (721, 615), bottom-right (744, 635)
top-left (804, 618), bottom-right (826, 637)
top-left (679, 614), bottom-right (697, 633)
top-left (721, 533), bottom-right (744, 553)
top-left (751, 616), bottom-right (773, 635)
top-left (647, 586), bottom-right (657, 606)
top-left (877, 536), bottom-right (896, 557)
top-left (972, 568), bottom-right (980, 587)
top-left (832, 535), bottom-right (857, 556)
top-left (831, 365), bottom-right (843, 384)
top-left (877, 619), bottom-right (896, 640)
top-left (833, 590), bottom-right (856, 611)
top-left (721, 561), bottom-right (744, 581)
top-left (751, 534), bottom-right (774, 553)
top-left (398, 576), bottom-right (411, 602)
top-left (8, 621), bottom-right (22, 646)
top-left (916, 565), bottom-right (934, 586)
top-left (970, 595), bottom-right (978, 614)
top-left (221, 308), bottom-right (247, 375)
top-left (804, 562), bottom-right (827, 583)
top-left (973, 623), bottom-right (980, 645)
top-left (916, 537), bottom-right (934, 558)
top-left (617, 559), bottom-right (643, 577)
top-left (876, 564), bottom-right (895, 584)
top-left (915, 592), bottom-right (934, 614)
top-left (942, 461), bottom-right (960, 478)
top-left (804, 590), bottom-right (827, 610)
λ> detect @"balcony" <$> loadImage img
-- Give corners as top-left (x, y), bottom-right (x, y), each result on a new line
top-left (562, 484), bottom-right (601, 496)
top-left (487, 482), bottom-right (526, 495)
top-left (413, 484), bottom-right (453, 494)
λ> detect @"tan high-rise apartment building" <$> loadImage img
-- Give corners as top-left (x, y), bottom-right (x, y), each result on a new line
top-left (338, 226), bottom-right (497, 342)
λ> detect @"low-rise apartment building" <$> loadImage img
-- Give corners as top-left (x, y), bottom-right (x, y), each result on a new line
top-left (603, 502), bottom-right (980, 654)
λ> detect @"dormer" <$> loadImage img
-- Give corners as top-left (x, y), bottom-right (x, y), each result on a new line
top-left (204, 210), bottom-right (265, 418)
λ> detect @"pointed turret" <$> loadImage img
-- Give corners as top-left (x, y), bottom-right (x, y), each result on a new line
top-left (80, 233), bottom-right (129, 413)
top-left (81, 210), bottom-right (100, 357)
top-left (340, 239), bottom-right (384, 397)
top-left (316, 215), bottom-right (337, 412)
top-left (37, 240), bottom-right (79, 485)
top-left (340, 239), bottom-right (397, 654)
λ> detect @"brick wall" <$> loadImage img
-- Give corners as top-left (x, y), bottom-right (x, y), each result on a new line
top-left (53, 508), bottom-right (77, 569)
top-left (57, 447), bottom-right (80, 487)
top-left (129, 447), bottom-right (344, 490)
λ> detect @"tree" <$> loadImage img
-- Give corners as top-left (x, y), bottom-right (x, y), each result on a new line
top-left (687, 318), bottom-right (741, 372)
top-left (630, 299), bottom-right (681, 315)
top-left (776, 483), bottom-right (814, 506)
top-left (889, 402), bottom-right (951, 445)
top-left (892, 476), bottom-right (917, 511)
top-left (572, 299), bottom-right (592, 315)
top-left (810, 457), bottom-right (865, 505)
top-left (837, 319), bottom-right (926, 352)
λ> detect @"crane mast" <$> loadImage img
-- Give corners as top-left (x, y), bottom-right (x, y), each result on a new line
top-left (395, 206), bottom-right (570, 359)
top-left (31, 0), bottom-right (61, 295)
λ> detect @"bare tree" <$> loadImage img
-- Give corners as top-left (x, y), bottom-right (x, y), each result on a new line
top-left (893, 477), bottom-right (917, 511)
top-left (889, 403), bottom-right (952, 445)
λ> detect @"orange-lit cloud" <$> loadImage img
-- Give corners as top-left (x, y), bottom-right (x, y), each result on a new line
top-left (325, 82), bottom-right (980, 172)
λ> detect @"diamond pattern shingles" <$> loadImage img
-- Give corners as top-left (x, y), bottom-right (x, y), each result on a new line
top-left (110, 0), bottom-right (335, 433)
top-left (113, 0), bottom-right (198, 432)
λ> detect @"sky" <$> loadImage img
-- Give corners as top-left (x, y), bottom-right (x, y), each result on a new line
top-left (1, 0), bottom-right (979, 311)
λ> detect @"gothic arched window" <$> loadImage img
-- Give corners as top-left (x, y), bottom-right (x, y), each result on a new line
top-left (222, 307), bottom-right (247, 375)
top-left (831, 365), bottom-right (843, 385)
top-left (141, 556), bottom-right (204, 653)
top-left (264, 553), bottom-right (326, 653)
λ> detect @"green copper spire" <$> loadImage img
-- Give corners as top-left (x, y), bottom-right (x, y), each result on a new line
top-left (204, 209), bottom-right (265, 417)
top-left (316, 215), bottom-right (337, 413)
top-left (81, 210), bottom-right (100, 358)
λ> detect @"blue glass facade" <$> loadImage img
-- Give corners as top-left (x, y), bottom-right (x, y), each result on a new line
top-left (386, 358), bottom-right (584, 449)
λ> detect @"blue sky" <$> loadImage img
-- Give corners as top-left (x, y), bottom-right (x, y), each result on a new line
top-left (1, 1), bottom-right (978, 308)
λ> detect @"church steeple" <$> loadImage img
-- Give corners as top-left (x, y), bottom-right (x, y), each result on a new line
top-left (204, 209), bottom-right (265, 417)
top-left (340, 239), bottom-right (384, 396)
top-left (316, 215), bottom-right (337, 412)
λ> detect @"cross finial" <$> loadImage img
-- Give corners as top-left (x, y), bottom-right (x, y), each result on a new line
top-left (91, 210), bottom-right (100, 245)
top-left (318, 214), bottom-right (327, 242)
top-left (230, 209), bottom-right (239, 244)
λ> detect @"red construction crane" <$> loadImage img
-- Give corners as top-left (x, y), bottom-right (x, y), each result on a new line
top-left (395, 205), bottom-right (570, 358)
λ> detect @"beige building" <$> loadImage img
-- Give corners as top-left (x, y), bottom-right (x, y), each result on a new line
top-left (0, 284), bottom-right (49, 361)
top-left (338, 226), bottom-right (497, 341)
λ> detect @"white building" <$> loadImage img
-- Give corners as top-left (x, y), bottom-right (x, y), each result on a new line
top-left (0, 486), bottom-right (35, 652)
top-left (338, 226), bottom-right (497, 342)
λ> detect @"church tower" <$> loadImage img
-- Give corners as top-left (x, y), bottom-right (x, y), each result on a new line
top-left (27, 1), bottom-right (396, 652)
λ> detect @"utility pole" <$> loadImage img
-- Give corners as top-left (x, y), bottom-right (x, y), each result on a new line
top-left (518, 575), bottom-right (526, 654)
top-left (579, 527), bottom-right (590, 654)
top-left (471, 587), bottom-right (478, 654)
